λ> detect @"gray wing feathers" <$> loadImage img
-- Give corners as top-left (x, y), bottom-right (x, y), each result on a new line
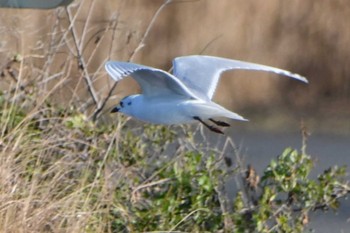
top-left (105, 61), bottom-right (197, 98)
top-left (106, 56), bottom-right (308, 100)
top-left (173, 55), bottom-right (308, 100)
top-left (105, 61), bottom-right (150, 81)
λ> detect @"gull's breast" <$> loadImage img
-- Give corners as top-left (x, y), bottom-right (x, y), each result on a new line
top-left (133, 96), bottom-right (195, 125)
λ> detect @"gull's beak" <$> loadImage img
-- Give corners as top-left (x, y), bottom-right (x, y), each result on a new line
top-left (111, 106), bottom-right (120, 113)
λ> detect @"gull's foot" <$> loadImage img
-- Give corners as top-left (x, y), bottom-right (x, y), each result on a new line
top-left (193, 116), bottom-right (225, 134)
top-left (209, 118), bottom-right (230, 127)
top-left (208, 125), bottom-right (224, 134)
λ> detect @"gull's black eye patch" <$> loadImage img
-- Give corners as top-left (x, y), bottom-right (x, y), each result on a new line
top-left (120, 101), bottom-right (124, 107)
top-left (128, 102), bottom-right (132, 106)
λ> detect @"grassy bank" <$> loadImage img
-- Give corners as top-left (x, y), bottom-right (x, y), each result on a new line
top-left (0, 1), bottom-right (349, 231)
top-left (0, 90), bottom-right (349, 232)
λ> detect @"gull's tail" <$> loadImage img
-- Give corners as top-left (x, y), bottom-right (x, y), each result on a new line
top-left (224, 109), bottom-right (249, 122)
top-left (207, 101), bottom-right (248, 121)
top-left (188, 101), bottom-right (248, 122)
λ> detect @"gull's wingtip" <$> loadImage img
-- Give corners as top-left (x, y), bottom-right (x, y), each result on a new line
top-left (104, 61), bottom-right (114, 70)
top-left (104, 61), bottom-right (118, 81)
top-left (275, 69), bottom-right (309, 84)
top-left (292, 73), bottom-right (309, 84)
top-left (301, 76), bottom-right (309, 84)
top-left (104, 61), bottom-right (131, 81)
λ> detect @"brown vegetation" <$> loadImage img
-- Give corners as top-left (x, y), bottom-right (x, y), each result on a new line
top-left (1, 0), bottom-right (349, 120)
top-left (0, 1), bottom-right (349, 232)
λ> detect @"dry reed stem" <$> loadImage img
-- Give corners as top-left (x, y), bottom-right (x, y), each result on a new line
top-left (92, 0), bottom-right (174, 121)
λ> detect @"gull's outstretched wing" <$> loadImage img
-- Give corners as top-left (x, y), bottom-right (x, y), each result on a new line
top-left (173, 55), bottom-right (308, 100)
top-left (105, 61), bottom-right (198, 99)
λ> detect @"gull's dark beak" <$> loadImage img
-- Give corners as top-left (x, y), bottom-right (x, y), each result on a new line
top-left (111, 107), bottom-right (120, 113)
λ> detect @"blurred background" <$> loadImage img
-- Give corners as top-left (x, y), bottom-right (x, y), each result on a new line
top-left (0, 0), bottom-right (349, 134)
top-left (0, 1), bottom-right (349, 231)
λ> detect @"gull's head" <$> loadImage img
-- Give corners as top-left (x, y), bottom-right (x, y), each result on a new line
top-left (111, 95), bottom-right (140, 115)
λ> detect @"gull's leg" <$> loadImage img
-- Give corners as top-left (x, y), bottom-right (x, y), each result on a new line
top-left (193, 116), bottom-right (224, 134)
top-left (209, 118), bottom-right (230, 127)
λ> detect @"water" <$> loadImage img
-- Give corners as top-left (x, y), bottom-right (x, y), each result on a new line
top-left (228, 130), bottom-right (350, 232)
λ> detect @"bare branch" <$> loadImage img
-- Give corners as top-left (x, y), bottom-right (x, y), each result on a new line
top-left (92, 0), bottom-right (173, 121)
top-left (128, 0), bottom-right (173, 62)
top-left (65, 4), bottom-right (99, 108)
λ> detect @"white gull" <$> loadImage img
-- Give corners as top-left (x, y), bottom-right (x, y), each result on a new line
top-left (105, 55), bottom-right (308, 134)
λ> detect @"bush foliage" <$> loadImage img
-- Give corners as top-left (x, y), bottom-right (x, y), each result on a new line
top-left (0, 2), bottom-right (349, 232)
top-left (0, 91), bottom-right (349, 233)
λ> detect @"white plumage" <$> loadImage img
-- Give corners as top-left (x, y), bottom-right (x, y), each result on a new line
top-left (105, 55), bottom-right (308, 134)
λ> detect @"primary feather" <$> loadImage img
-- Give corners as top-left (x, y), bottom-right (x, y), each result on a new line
top-left (173, 55), bottom-right (308, 100)
top-left (105, 61), bottom-right (198, 98)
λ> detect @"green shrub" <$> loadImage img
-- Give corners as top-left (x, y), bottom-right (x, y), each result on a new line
top-left (0, 92), bottom-right (348, 232)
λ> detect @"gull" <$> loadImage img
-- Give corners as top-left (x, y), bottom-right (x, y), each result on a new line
top-left (105, 55), bottom-right (308, 134)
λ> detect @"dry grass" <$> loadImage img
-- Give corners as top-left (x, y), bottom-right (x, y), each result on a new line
top-left (0, 1), bottom-right (349, 232)
top-left (0, 2), bottom-right (196, 231)
top-left (1, 0), bottom-right (349, 113)
top-left (0, 86), bottom-right (216, 232)
top-left (0, 99), bottom-right (113, 232)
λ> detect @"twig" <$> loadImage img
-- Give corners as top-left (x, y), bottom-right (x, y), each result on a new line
top-left (216, 136), bottom-right (243, 230)
top-left (65, 4), bottom-right (99, 107)
top-left (132, 178), bottom-right (172, 197)
top-left (90, 17), bottom-right (119, 121)
top-left (78, 0), bottom-right (97, 53)
top-left (39, 9), bottom-right (61, 92)
top-left (91, 0), bottom-right (173, 121)
top-left (198, 34), bottom-right (223, 55)
top-left (128, 0), bottom-right (173, 62)
top-left (168, 208), bottom-right (209, 232)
